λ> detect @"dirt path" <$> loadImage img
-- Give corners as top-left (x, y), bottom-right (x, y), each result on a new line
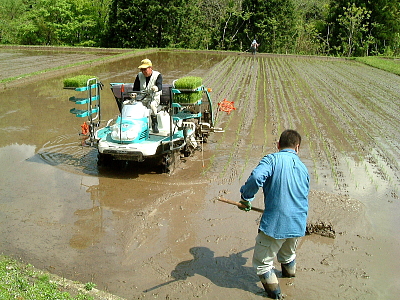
top-left (0, 48), bottom-right (399, 300)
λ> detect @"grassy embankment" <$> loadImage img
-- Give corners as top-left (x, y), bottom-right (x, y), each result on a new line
top-left (0, 255), bottom-right (127, 299)
top-left (0, 255), bottom-right (95, 300)
top-left (353, 56), bottom-right (400, 76)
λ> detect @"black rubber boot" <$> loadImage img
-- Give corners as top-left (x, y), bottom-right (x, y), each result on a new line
top-left (259, 270), bottom-right (282, 299)
top-left (281, 259), bottom-right (296, 278)
top-left (151, 115), bottom-right (159, 133)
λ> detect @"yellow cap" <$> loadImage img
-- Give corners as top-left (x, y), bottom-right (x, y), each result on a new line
top-left (138, 58), bottom-right (152, 68)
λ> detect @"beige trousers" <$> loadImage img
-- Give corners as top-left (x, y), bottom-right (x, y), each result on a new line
top-left (252, 231), bottom-right (299, 275)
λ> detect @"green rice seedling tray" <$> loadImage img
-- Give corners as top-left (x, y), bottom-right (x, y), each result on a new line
top-left (63, 75), bottom-right (98, 89)
top-left (173, 76), bottom-right (203, 104)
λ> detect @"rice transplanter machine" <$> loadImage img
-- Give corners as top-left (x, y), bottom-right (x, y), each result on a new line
top-left (66, 76), bottom-right (222, 172)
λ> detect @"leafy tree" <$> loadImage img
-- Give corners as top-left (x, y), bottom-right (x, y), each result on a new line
top-left (0, 0), bottom-right (30, 43)
top-left (105, 0), bottom-right (171, 48)
top-left (337, 3), bottom-right (371, 56)
top-left (67, 0), bottom-right (111, 46)
top-left (292, 0), bottom-right (330, 55)
top-left (195, 0), bottom-right (249, 51)
top-left (241, 0), bottom-right (297, 54)
top-left (164, 0), bottom-right (208, 49)
top-left (294, 22), bottom-right (325, 55)
top-left (0, 0), bottom-right (398, 57)
top-left (0, 0), bottom-right (110, 46)
top-left (16, 1), bottom-right (63, 45)
top-left (104, 0), bottom-right (211, 49)
top-left (326, 0), bottom-right (400, 56)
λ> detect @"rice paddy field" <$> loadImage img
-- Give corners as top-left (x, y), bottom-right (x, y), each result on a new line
top-left (0, 47), bottom-right (399, 299)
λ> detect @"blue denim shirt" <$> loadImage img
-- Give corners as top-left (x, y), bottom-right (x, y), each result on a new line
top-left (240, 149), bottom-right (310, 239)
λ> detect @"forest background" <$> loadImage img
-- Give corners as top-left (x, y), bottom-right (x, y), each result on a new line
top-left (0, 0), bottom-right (399, 57)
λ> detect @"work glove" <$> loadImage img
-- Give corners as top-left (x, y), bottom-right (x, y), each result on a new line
top-left (151, 86), bottom-right (158, 92)
top-left (239, 200), bottom-right (252, 212)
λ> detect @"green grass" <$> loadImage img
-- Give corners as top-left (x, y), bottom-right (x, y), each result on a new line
top-left (0, 255), bottom-right (93, 300)
top-left (354, 56), bottom-right (400, 76)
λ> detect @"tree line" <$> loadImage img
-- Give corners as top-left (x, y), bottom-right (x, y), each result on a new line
top-left (0, 0), bottom-right (399, 56)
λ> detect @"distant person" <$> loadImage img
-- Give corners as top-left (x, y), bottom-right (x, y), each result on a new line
top-left (250, 39), bottom-right (259, 55)
top-left (133, 58), bottom-right (162, 133)
top-left (239, 129), bottom-right (310, 299)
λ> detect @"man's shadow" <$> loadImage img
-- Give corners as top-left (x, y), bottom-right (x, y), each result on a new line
top-left (145, 246), bottom-right (263, 295)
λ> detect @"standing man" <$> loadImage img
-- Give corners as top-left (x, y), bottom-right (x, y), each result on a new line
top-left (239, 129), bottom-right (309, 299)
top-left (250, 39), bottom-right (259, 55)
top-left (133, 58), bottom-right (163, 133)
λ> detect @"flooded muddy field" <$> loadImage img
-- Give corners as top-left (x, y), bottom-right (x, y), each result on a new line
top-left (0, 47), bottom-right (399, 299)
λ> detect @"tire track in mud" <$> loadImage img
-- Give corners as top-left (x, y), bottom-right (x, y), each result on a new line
top-left (120, 188), bottom-right (196, 259)
top-left (208, 55), bottom-right (346, 190)
top-left (322, 61), bottom-right (400, 145)
top-left (239, 57), bottom-right (269, 178)
top-left (261, 57), bottom-right (349, 192)
top-left (203, 56), bottom-right (260, 186)
top-left (325, 61), bottom-right (400, 122)
top-left (278, 58), bottom-right (347, 190)
top-left (223, 57), bottom-right (259, 183)
top-left (265, 56), bottom-right (285, 137)
top-left (267, 58), bottom-right (327, 185)
top-left (205, 56), bottom-right (349, 191)
top-left (269, 57), bottom-right (299, 130)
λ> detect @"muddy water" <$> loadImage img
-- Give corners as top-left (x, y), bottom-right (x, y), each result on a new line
top-left (0, 49), bottom-right (399, 300)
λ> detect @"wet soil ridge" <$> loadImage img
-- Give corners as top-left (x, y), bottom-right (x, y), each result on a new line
top-left (0, 46), bottom-right (154, 90)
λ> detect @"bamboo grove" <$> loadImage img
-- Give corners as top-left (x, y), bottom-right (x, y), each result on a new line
top-left (0, 0), bottom-right (399, 57)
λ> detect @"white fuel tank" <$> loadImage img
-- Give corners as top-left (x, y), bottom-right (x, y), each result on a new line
top-left (122, 101), bottom-right (149, 119)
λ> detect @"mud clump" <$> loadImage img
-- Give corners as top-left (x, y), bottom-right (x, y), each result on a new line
top-left (306, 221), bottom-right (335, 238)
top-left (307, 190), bottom-right (367, 238)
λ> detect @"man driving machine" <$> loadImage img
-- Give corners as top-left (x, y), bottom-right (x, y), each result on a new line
top-left (133, 58), bottom-right (163, 133)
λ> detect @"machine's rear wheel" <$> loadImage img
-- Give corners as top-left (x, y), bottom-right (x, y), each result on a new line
top-left (161, 151), bottom-right (180, 173)
top-left (97, 152), bottom-right (112, 166)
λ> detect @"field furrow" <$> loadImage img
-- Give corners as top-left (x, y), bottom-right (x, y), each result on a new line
top-left (318, 62), bottom-right (400, 176)
top-left (203, 57), bottom-right (259, 185)
top-left (295, 60), bottom-right (400, 193)
top-left (203, 54), bottom-right (400, 200)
